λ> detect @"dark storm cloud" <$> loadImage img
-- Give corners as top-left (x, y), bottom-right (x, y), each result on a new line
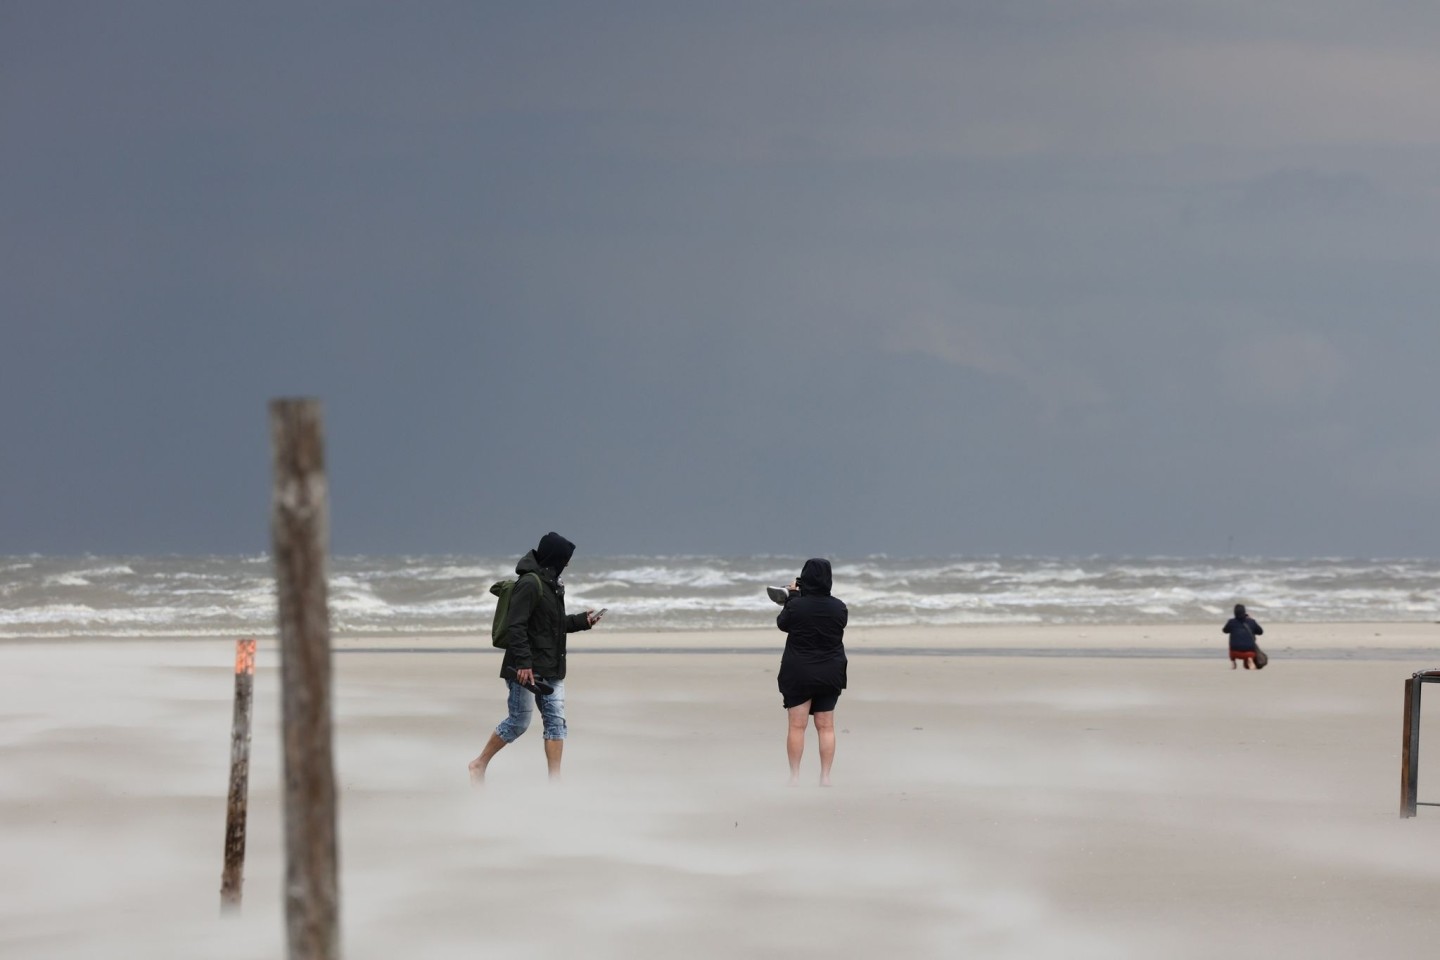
top-left (3, 2), bottom-right (1438, 557)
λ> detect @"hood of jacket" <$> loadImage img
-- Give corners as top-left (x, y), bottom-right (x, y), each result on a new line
top-left (534, 531), bottom-right (576, 576)
top-left (798, 558), bottom-right (833, 597)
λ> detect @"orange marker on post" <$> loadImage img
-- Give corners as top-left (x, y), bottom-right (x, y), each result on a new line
top-left (221, 638), bottom-right (257, 911)
top-left (234, 638), bottom-right (256, 677)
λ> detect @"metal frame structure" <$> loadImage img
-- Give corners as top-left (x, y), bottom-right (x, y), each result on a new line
top-left (1400, 670), bottom-right (1440, 818)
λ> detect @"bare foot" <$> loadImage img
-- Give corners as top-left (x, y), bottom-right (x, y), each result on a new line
top-left (788, 774), bottom-right (800, 787)
top-left (820, 777), bottom-right (832, 787)
top-left (468, 757), bottom-right (488, 786)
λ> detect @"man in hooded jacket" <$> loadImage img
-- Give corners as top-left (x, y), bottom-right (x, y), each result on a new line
top-left (776, 558), bottom-right (848, 786)
top-left (469, 532), bottom-right (604, 783)
top-left (1222, 603), bottom-right (1264, 670)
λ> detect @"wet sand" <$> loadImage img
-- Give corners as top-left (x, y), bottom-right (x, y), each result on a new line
top-left (2, 624), bottom-right (1440, 958)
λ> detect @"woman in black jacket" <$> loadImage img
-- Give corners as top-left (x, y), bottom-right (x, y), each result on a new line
top-left (776, 558), bottom-right (848, 786)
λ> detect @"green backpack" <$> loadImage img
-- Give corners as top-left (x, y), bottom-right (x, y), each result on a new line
top-left (489, 572), bottom-right (542, 648)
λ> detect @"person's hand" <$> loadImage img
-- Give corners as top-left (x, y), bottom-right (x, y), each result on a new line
top-left (587, 608), bottom-right (605, 626)
top-left (788, 579), bottom-right (800, 593)
top-left (516, 668), bottom-right (535, 687)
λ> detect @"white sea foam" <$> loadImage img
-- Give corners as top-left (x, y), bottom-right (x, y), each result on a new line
top-left (0, 603), bottom-right (230, 627)
top-left (384, 564), bottom-right (499, 581)
top-left (1, 554), bottom-right (1437, 638)
top-left (72, 564), bottom-right (136, 578)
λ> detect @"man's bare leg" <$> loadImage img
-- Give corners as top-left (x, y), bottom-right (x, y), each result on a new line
top-left (786, 703), bottom-right (810, 786)
top-left (814, 711), bottom-right (836, 786)
top-left (469, 732), bottom-right (508, 785)
top-left (544, 739), bottom-right (563, 781)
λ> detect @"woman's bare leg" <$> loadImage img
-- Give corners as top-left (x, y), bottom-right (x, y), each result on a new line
top-left (813, 711), bottom-right (836, 786)
top-left (786, 703), bottom-right (811, 785)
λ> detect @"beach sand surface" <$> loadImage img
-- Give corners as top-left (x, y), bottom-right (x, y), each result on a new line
top-left (3, 624), bottom-right (1440, 959)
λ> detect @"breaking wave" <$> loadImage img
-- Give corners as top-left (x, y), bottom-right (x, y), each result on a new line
top-left (0, 554), bottom-right (1436, 639)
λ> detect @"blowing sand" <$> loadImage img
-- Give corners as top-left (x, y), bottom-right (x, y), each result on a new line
top-left (3, 624), bottom-right (1440, 958)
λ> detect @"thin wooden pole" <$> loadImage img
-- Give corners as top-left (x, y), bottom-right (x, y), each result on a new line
top-left (270, 398), bottom-right (341, 960)
top-left (1401, 676), bottom-right (1421, 818)
top-left (220, 637), bottom-right (258, 911)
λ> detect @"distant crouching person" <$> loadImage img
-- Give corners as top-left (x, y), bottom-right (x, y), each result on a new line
top-left (1223, 603), bottom-right (1264, 670)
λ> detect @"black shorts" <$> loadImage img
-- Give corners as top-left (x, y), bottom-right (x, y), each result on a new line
top-left (782, 686), bottom-right (841, 713)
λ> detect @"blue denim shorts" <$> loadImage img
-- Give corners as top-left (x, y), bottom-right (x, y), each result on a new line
top-left (495, 678), bottom-right (567, 742)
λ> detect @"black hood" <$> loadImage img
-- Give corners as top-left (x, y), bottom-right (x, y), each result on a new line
top-left (1234, 603), bottom-right (1247, 618)
top-left (798, 558), bottom-right (833, 596)
top-left (535, 531), bottom-right (576, 575)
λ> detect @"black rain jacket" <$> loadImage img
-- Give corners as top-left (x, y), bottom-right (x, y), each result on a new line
top-left (499, 550), bottom-right (591, 681)
top-left (1223, 615), bottom-right (1264, 653)
top-left (776, 558), bottom-right (849, 693)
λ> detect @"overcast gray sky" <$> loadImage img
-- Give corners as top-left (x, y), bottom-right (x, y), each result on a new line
top-left (4, 1), bottom-right (1439, 558)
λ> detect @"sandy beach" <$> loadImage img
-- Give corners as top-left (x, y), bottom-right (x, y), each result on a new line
top-left (3, 623), bottom-right (1440, 958)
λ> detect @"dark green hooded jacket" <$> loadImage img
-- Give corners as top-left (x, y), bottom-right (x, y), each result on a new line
top-left (499, 549), bottom-right (590, 681)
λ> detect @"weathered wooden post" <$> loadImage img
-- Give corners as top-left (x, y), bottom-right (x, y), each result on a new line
top-left (220, 637), bottom-right (258, 910)
top-left (270, 398), bottom-right (341, 959)
top-left (1401, 675), bottom-right (1420, 818)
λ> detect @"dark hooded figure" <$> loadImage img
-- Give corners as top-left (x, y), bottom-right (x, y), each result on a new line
top-left (776, 558), bottom-right (849, 785)
top-left (469, 532), bottom-right (606, 784)
top-left (1222, 603), bottom-right (1264, 670)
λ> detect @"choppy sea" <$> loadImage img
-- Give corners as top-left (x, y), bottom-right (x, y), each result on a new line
top-left (1, 554), bottom-right (1437, 640)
